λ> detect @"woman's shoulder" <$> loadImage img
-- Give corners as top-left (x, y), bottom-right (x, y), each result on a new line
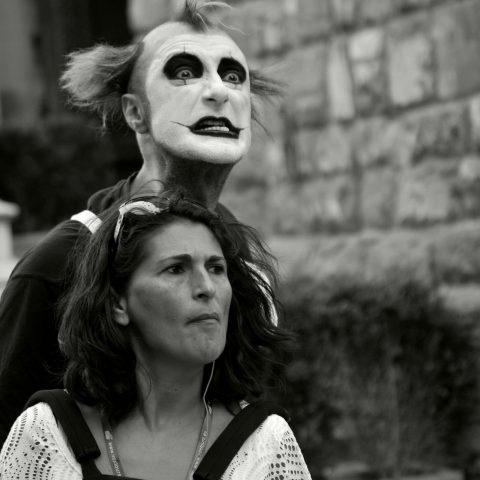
top-left (252, 411), bottom-right (293, 442)
top-left (222, 407), bottom-right (312, 479)
top-left (0, 403), bottom-right (82, 478)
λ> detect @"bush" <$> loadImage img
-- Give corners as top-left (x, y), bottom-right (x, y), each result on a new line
top-left (0, 115), bottom-right (140, 233)
top-left (278, 274), bottom-right (479, 479)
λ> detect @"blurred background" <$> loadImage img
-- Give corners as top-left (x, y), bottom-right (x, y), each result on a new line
top-left (1, 0), bottom-right (480, 478)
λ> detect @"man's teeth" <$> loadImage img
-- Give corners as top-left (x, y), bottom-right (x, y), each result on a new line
top-left (198, 125), bottom-right (230, 132)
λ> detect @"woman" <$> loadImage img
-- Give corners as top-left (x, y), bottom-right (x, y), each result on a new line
top-left (0, 195), bottom-right (311, 480)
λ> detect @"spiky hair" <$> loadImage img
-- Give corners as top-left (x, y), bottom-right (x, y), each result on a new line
top-left (175, 0), bottom-right (226, 30)
top-left (60, 0), bottom-right (282, 130)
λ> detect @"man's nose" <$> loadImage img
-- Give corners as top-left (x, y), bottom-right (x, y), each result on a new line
top-left (202, 73), bottom-right (229, 106)
top-left (192, 269), bottom-right (216, 299)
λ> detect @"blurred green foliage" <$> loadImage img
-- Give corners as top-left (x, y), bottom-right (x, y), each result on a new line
top-left (0, 115), bottom-right (140, 232)
top-left (278, 275), bottom-right (479, 479)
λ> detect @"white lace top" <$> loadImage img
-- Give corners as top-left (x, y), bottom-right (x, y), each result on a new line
top-left (0, 403), bottom-right (312, 480)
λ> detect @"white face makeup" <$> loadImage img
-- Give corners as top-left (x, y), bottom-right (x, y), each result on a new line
top-left (135, 23), bottom-right (252, 165)
top-left (116, 219), bottom-right (231, 369)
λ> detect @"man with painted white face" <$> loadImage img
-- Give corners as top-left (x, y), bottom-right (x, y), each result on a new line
top-left (0, 0), bottom-right (279, 445)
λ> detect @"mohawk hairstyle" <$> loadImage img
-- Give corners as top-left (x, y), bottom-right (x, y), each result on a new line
top-left (60, 0), bottom-right (283, 130)
top-left (175, 0), bottom-right (227, 30)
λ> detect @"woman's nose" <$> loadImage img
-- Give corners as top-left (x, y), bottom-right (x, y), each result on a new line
top-left (202, 73), bottom-right (229, 106)
top-left (192, 270), bottom-right (216, 299)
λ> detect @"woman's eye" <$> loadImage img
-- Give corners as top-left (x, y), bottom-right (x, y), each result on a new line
top-left (165, 265), bottom-right (184, 274)
top-left (209, 264), bottom-right (226, 275)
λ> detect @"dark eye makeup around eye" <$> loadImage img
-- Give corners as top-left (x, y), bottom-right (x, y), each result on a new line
top-left (164, 53), bottom-right (247, 83)
top-left (164, 53), bottom-right (203, 80)
top-left (218, 58), bottom-right (247, 83)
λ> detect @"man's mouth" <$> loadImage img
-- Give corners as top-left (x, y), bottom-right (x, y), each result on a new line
top-left (187, 117), bottom-right (242, 139)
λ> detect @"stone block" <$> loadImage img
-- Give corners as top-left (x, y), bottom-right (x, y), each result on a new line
top-left (294, 125), bottom-right (353, 177)
top-left (226, 115), bottom-right (287, 189)
top-left (225, 0), bottom-right (317, 57)
top-left (431, 219), bottom-right (480, 283)
top-left (285, 42), bottom-right (328, 126)
top-left (433, 0), bottom-right (480, 99)
top-left (286, 42), bottom-right (326, 96)
top-left (293, 93), bottom-right (328, 127)
top-left (220, 3), bottom-right (268, 58)
top-left (352, 117), bottom-right (417, 169)
top-left (393, 0), bottom-right (433, 12)
top-left (268, 175), bottom-right (357, 234)
top-left (439, 284), bottom-right (480, 314)
top-left (331, 0), bottom-right (358, 29)
top-left (220, 186), bottom-right (274, 236)
top-left (405, 103), bottom-right (470, 159)
top-left (360, 166), bottom-right (398, 228)
top-left (458, 155), bottom-right (480, 182)
top-left (296, 0), bottom-right (332, 41)
top-left (268, 228), bottom-right (435, 286)
top-left (469, 94), bottom-right (480, 151)
top-left (396, 159), bottom-right (456, 225)
top-left (327, 36), bottom-right (355, 121)
top-left (259, 2), bottom-right (291, 55)
top-left (451, 155), bottom-right (480, 219)
top-left (349, 28), bottom-right (387, 115)
top-left (387, 13), bottom-right (435, 107)
top-left (357, 0), bottom-right (395, 24)
top-left (360, 230), bottom-right (434, 284)
top-left (218, 8), bottom-right (252, 59)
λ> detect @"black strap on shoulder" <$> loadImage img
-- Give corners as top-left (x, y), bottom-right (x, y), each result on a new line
top-left (193, 401), bottom-right (289, 480)
top-left (24, 389), bottom-right (101, 463)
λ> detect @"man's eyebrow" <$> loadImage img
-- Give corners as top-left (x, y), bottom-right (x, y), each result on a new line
top-left (165, 52), bottom-right (199, 62)
top-left (218, 57), bottom-right (247, 71)
top-left (163, 52), bottom-right (202, 67)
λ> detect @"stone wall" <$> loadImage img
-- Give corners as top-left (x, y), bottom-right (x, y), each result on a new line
top-left (128, 0), bottom-right (480, 306)
top-left (0, 0), bottom-right (44, 125)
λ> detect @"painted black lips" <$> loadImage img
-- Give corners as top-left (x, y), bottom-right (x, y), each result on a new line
top-left (189, 117), bottom-right (241, 139)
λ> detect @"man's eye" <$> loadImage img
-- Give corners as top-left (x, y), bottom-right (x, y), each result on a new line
top-left (218, 59), bottom-right (247, 85)
top-left (164, 54), bottom-right (203, 82)
top-left (175, 67), bottom-right (196, 80)
top-left (222, 71), bottom-right (242, 84)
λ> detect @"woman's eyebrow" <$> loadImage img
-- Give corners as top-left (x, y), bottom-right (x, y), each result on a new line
top-left (153, 253), bottom-right (192, 265)
top-left (207, 255), bottom-right (227, 263)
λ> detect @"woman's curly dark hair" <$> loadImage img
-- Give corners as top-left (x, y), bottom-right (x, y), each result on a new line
top-left (58, 194), bottom-right (293, 423)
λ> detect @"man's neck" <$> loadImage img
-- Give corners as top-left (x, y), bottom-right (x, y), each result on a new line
top-left (131, 157), bottom-right (234, 210)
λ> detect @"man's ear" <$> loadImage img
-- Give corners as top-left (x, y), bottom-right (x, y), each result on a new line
top-left (122, 93), bottom-right (148, 134)
top-left (111, 289), bottom-right (130, 326)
